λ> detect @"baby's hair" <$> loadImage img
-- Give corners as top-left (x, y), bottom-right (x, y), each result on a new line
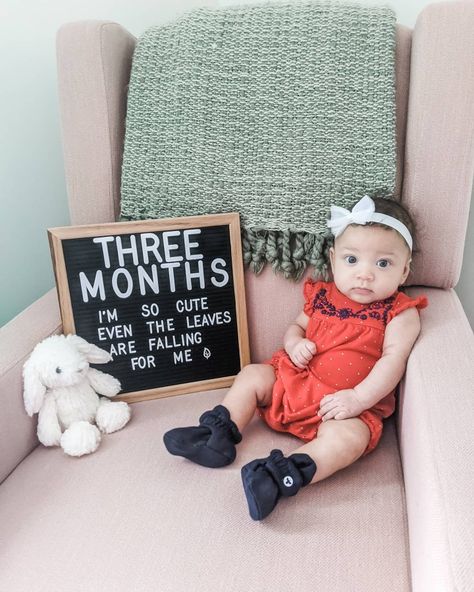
top-left (349, 195), bottom-right (417, 252)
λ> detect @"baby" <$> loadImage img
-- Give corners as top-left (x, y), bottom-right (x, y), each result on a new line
top-left (164, 195), bottom-right (428, 520)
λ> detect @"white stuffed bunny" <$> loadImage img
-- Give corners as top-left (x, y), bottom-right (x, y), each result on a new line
top-left (23, 334), bottom-right (131, 457)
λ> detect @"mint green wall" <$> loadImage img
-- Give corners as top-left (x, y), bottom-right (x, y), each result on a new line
top-left (1, 0), bottom-right (473, 327)
top-left (0, 23), bottom-right (69, 325)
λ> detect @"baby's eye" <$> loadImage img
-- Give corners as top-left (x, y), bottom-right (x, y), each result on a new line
top-left (344, 255), bottom-right (358, 265)
top-left (55, 367), bottom-right (62, 374)
top-left (376, 259), bottom-right (391, 268)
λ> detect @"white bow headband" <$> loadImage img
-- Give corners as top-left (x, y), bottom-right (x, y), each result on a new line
top-left (327, 195), bottom-right (413, 251)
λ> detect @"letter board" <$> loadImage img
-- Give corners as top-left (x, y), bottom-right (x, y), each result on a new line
top-left (48, 213), bottom-right (250, 402)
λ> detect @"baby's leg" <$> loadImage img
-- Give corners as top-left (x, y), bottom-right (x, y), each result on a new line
top-left (221, 363), bottom-right (276, 432)
top-left (293, 417), bottom-right (371, 483)
top-left (241, 417), bottom-right (370, 520)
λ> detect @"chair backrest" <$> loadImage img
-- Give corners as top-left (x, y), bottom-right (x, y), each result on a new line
top-left (401, 1), bottom-right (474, 290)
top-left (56, 3), bottom-right (474, 358)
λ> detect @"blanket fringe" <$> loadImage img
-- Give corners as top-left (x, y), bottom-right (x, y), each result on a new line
top-left (242, 228), bottom-right (332, 281)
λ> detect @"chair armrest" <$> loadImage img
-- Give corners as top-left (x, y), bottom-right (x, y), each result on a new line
top-left (398, 287), bottom-right (474, 592)
top-left (0, 289), bottom-right (61, 484)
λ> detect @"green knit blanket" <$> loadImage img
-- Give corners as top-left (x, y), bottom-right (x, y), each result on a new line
top-left (121, 1), bottom-right (396, 279)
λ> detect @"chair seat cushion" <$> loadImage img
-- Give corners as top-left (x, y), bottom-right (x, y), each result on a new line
top-left (0, 389), bottom-right (410, 592)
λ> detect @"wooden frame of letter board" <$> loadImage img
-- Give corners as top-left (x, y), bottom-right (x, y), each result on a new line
top-left (48, 213), bottom-right (250, 403)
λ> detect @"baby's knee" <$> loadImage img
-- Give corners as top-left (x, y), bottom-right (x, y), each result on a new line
top-left (237, 364), bottom-right (275, 399)
top-left (320, 419), bottom-right (370, 462)
top-left (238, 363), bottom-right (273, 385)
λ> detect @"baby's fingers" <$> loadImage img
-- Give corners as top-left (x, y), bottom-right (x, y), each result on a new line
top-left (318, 399), bottom-right (338, 418)
top-left (290, 353), bottom-right (307, 369)
top-left (301, 340), bottom-right (316, 358)
top-left (300, 347), bottom-right (314, 362)
top-left (323, 406), bottom-right (350, 421)
top-left (320, 407), bottom-right (339, 421)
top-left (319, 395), bottom-right (333, 407)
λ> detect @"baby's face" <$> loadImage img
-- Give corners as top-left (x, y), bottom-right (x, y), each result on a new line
top-left (330, 225), bottom-right (411, 304)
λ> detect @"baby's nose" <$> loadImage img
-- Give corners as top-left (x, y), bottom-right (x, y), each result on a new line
top-left (357, 267), bottom-right (374, 281)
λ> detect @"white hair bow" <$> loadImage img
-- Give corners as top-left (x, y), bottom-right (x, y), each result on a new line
top-left (327, 195), bottom-right (375, 237)
top-left (327, 195), bottom-right (413, 251)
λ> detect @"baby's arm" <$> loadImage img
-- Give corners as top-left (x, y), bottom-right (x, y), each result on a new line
top-left (318, 307), bottom-right (421, 421)
top-left (284, 312), bottom-right (317, 369)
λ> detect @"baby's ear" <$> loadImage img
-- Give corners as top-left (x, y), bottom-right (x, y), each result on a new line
top-left (23, 357), bottom-right (46, 416)
top-left (329, 247), bottom-right (336, 274)
top-left (401, 257), bottom-right (412, 285)
top-left (66, 335), bottom-right (112, 364)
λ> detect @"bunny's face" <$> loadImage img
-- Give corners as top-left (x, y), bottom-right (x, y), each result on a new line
top-left (23, 334), bottom-right (112, 417)
top-left (32, 337), bottom-right (90, 389)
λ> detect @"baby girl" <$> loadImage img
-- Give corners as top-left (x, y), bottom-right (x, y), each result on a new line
top-left (164, 195), bottom-right (427, 520)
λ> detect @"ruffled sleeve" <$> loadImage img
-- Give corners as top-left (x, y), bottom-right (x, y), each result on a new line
top-left (303, 280), bottom-right (327, 317)
top-left (387, 291), bottom-right (428, 323)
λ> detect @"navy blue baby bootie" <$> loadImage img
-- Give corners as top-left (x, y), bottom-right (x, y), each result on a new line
top-left (163, 405), bottom-right (242, 468)
top-left (241, 449), bottom-right (316, 520)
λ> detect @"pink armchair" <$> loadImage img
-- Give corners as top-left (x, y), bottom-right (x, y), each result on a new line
top-left (1, 3), bottom-right (473, 591)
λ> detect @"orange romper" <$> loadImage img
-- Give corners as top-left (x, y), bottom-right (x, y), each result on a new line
top-left (261, 280), bottom-right (428, 454)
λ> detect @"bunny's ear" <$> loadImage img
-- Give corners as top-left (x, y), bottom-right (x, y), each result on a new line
top-left (22, 356), bottom-right (46, 416)
top-left (66, 334), bottom-right (112, 364)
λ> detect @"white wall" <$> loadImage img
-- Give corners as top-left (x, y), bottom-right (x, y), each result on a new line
top-left (1, 0), bottom-right (472, 327)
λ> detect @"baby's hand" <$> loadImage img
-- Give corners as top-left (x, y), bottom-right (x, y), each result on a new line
top-left (318, 389), bottom-right (365, 421)
top-left (287, 338), bottom-right (317, 369)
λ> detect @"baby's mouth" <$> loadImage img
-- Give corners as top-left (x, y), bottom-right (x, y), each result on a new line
top-left (352, 287), bottom-right (373, 295)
